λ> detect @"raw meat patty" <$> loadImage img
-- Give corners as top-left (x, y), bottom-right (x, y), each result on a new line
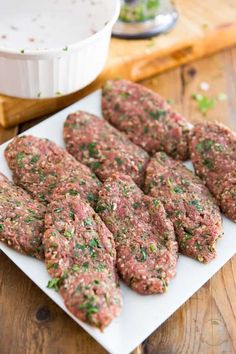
top-left (64, 110), bottom-right (149, 186)
top-left (102, 79), bottom-right (190, 160)
top-left (189, 122), bottom-right (236, 222)
top-left (144, 152), bottom-right (222, 263)
top-left (97, 173), bottom-right (178, 295)
top-left (43, 182), bottom-right (122, 330)
top-left (0, 172), bottom-right (45, 259)
top-left (5, 135), bottom-right (101, 206)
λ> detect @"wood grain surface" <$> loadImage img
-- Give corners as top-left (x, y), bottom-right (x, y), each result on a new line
top-left (1, 0), bottom-right (236, 128)
top-left (0, 47), bottom-right (236, 354)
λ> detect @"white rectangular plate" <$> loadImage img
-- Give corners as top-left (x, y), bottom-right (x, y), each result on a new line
top-left (0, 90), bottom-right (236, 354)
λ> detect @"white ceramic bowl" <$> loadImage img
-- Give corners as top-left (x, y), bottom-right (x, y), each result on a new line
top-left (0, 0), bottom-right (120, 99)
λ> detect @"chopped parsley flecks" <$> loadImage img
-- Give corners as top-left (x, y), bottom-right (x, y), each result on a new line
top-left (30, 155), bottom-right (40, 164)
top-left (86, 192), bottom-right (97, 204)
top-left (83, 218), bottom-right (93, 227)
top-left (173, 185), bottom-right (184, 194)
top-left (149, 109), bottom-right (167, 120)
top-left (69, 210), bottom-right (75, 220)
top-left (95, 263), bottom-right (106, 272)
top-left (68, 189), bottom-right (79, 196)
top-left (16, 152), bottom-right (25, 167)
top-left (192, 94), bottom-right (215, 115)
top-left (149, 243), bottom-right (156, 252)
top-left (89, 238), bottom-right (101, 248)
top-left (122, 185), bottom-right (130, 197)
top-left (140, 246), bottom-right (147, 262)
top-left (54, 208), bottom-right (63, 213)
top-left (87, 142), bottom-right (98, 157)
top-left (203, 158), bottom-right (214, 169)
top-left (153, 198), bottom-right (160, 207)
top-left (47, 263), bottom-right (59, 270)
top-left (120, 92), bottom-right (130, 99)
top-left (64, 230), bottom-right (74, 239)
top-left (115, 157), bottom-right (123, 166)
top-left (133, 202), bottom-right (141, 209)
top-left (196, 138), bottom-right (214, 153)
top-left (71, 264), bottom-right (80, 272)
top-left (90, 161), bottom-right (101, 170)
top-left (188, 199), bottom-right (203, 212)
top-left (76, 243), bottom-right (86, 251)
top-left (47, 278), bottom-right (60, 292)
top-left (80, 301), bottom-right (99, 319)
top-left (38, 193), bottom-right (47, 203)
top-left (82, 262), bottom-right (89, 271)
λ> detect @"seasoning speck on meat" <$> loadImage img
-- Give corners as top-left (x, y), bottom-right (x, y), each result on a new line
top-left (0, 172), bottom-right (45, 259)
top-left (144, 152), bottom-right (222, 263)
top-left (64, 111), bottom-right (149, 186)
top-left (189, 122), bottom-right (236, 222)
top-left (97, 173), bottom-right (178, 295)
top-left (5, 135), bottom-right (101, 206)
top-left (102, 79), bottom-right (190, 160)
top-left (43, 182), bottom-right (122, 330)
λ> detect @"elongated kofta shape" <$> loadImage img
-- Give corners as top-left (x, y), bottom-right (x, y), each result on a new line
top-left (102, 79), bottom-right (191, 160)
top-left (144, 152), bottom-right (222, 263)
top-left (64, 111), bottom-right (149, 186)
top-left (5, 135), bottom-right (101, 206)
top-left (189, 122), bottom-right (236, 222)
top-left (0, 172), bottom-right (45, 259)
top-left (97, 173), bottom-right (178, 294)
top-left (43, 182), bottom-right (122, 330)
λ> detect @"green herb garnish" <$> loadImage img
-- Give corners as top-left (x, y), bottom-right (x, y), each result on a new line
top-left (47, 278), bottom-right (60, 292)
top-left (89, 238), bottom-right (101, 248)
top-left (153, 199), bottom-right (160, 207)
top-left (88, 142), bottom-right (98, 157)
top-left (90, 161), bottom-right (101, 170)
top-left (173, 186), bottom-right (184, 194)
top-left (64, 230), bottom-right (74, 239)
top-left (203, 158), bottom-right (214, 169)
top-left (140, 246), bottom-right (147, 262)
top-left (83, 218), bottom-right (93, 227)
top-left (68, 189), bottom-right (79, 196)
top-left (16, 152), bottom-right (25, 167)
top-left (188, 199), bottom-right (203, 212)
top-left (30, 155), bottom-right (40, 164)
top-left (86, 192), bottom-right (97, 203)
top-left (115, 157), bottom-right (123, 166)
top-left (196, 139), bottom-right (214, 153)
top-left (192, 94), bottom-right (215, 115)
top-left (133, 202), bottom-right (141, 209)
top-left (149, 109), bottom-right (167, 120)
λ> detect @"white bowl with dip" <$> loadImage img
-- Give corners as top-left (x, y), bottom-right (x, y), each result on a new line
top-left (0, 0), bottom-right (120, 99)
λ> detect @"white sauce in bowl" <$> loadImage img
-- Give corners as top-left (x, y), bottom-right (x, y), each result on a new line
top-left (0, 0), bottom-right (115, 52)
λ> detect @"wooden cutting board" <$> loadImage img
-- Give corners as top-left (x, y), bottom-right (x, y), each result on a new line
top-left (1, 0), bottom-right (236, 128)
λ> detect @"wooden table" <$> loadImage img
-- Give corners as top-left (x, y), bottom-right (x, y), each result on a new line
top-left (1, 47), bottom-right (236, 354)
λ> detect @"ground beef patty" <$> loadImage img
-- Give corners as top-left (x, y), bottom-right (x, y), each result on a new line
top-left (0, 172), bottom-right (45, 259)
top-left (64, 111), bottom-right (149, 186)
top-left (96, 173), bottom-right (178, 295)
top-left (5, 135), bottom-right (101, 206)
top-left (43, 182), bottom-right (122, 330)
top-left (102, 79), bottom-right (190, 160)
top-left (144, 152), bottom-right (222, 263)
top-left (189, 122), bottom-right (236, 222)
